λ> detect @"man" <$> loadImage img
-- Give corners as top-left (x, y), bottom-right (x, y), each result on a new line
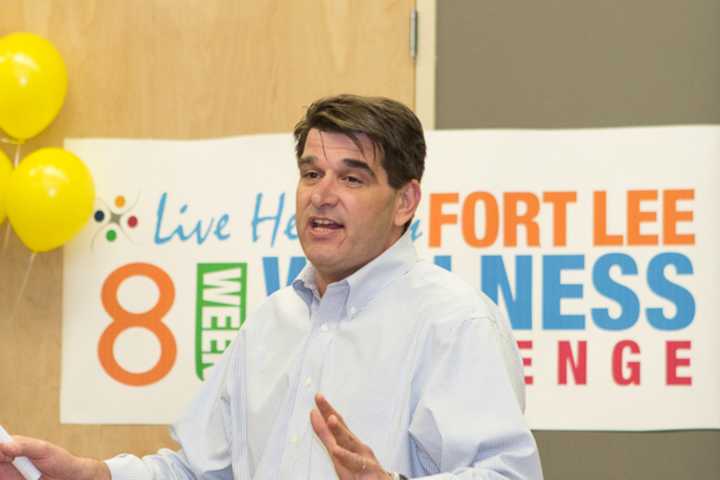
top-left (0, 95), bottom-right (542, 479)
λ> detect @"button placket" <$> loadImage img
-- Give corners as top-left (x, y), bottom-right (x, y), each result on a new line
top-left (283, 288), bottom-right (343, 465)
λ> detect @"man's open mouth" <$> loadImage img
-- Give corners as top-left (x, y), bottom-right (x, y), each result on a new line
top-left (310, 218), bottom-right (344, 230)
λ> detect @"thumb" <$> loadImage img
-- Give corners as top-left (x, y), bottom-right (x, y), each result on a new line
top-left (0, 440), bottom-right (22, 460)
top-left (2, 436), bottom-right (52, 462)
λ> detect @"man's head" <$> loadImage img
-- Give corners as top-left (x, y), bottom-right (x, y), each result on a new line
top-left (293, 94), bottom-right (426, 293)
top-left (294, 94), bottom-right (426, 190)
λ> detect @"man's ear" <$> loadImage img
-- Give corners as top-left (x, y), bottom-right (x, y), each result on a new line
top-left (394, 179), bottom-right (421, 227)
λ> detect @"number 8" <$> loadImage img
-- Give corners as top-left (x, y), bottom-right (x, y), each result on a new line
top-left (98, 263), bottom-right (176, 386)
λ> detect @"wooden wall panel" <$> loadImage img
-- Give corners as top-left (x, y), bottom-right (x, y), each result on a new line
top-left (0, 0), bottom-right (414, 460)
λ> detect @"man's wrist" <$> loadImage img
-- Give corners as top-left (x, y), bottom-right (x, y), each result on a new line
top-left (386, 471), bottom-right (408, 480)
top-left (78, 457), bottom-right (111, 480)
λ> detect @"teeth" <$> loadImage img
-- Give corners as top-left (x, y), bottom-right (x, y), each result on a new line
top-left (314, 219), bottom-right (336, 226)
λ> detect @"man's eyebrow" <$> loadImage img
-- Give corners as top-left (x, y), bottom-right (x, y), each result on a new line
top-left (343, 158), bottom-right (376, 178)
top-left (297, 156), bottom-right (376, 178)
top-left (298, 156), bottom-right (317, 168)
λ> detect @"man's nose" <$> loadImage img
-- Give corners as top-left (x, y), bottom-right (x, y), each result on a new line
top-left (310, 176), bottom-right (339, 208)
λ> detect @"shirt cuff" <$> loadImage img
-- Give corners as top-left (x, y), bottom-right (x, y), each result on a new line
top-left (105, 454), bottom-right (154, 480)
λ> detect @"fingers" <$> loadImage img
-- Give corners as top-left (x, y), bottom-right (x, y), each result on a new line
top-left (0, 438), bottom-right (22, 460)
top-left (311, 407), bottom-right (360, 451)
top-left (0, 462), bottom-right (25, 480)
top-left (0, 441), bottom-right (11, 461)
top-left (311, 396), bottom-right (386, 479)
top-left (1, 436), bottom-right (47, 461)
top-left (312, 409), bottom-right (365, 457)
top-left (333, 445), bottom-right (363, 470)
top-left (0, 439), bottom-right (38, 480)
top-left (315, 394), bottom-right (365, 452)
top-left (0, 437), bottom-right (107, 480)
top-left (315, 393), bottom-right (347, 428)
top-left (327, 414), bottom-right (363, 453)
top-left (310, 408), bottom-right (336, 452)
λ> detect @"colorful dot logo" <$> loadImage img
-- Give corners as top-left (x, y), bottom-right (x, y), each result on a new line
top-left (92, 194), bottom-right (140, 247)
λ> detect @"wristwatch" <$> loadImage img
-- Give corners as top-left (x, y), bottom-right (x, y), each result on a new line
top-left (388, 472), bottom-right (409, 480)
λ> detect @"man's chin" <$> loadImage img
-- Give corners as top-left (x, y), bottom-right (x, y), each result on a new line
top-left (304, 248), bottom-right (351, 271)
top-left (305, 252), bottom-right (341, 270)
top-left (300, 233), bottom-right (344, 256)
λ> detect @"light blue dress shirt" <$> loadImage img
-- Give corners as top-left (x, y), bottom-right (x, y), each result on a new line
top-left (106, 233), bottom-right (543, 479)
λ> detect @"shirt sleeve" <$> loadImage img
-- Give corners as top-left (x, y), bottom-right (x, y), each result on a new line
top-left (105, 337), bottom-right (240, 480)
top-left (407, 315), bottom-right (543, 480)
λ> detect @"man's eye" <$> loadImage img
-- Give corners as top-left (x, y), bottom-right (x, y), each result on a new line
top-left (302, 171), bottom-right (320, 180)
top-left (344, 176), bottom-right (363, 185)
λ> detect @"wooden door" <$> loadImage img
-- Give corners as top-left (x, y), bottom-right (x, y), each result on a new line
top-left (0, 0), bottom-right (415, 459)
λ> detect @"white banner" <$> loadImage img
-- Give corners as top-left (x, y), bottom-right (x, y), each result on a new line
top-left (61, 127), bottom-right (720, 430)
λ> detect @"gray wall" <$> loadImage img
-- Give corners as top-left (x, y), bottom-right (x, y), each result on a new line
top-left (435, 1), bottom-right (720, 478)
top-left (437, 0), bottom-right (720, 128)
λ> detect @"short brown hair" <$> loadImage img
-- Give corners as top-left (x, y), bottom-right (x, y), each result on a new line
top-left (293, 94), bottom-right (426, 189)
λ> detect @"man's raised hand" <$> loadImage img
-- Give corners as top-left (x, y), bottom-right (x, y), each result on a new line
top-left (310, 393), bottom-right (391, 480)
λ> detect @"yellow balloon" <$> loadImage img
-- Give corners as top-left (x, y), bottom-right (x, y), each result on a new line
top-left (0, 149), bottom-right (11, 225)
top-left (6, 148), bottom-right (94, 252)
top-left (0, 32), bottom-right (68, 140)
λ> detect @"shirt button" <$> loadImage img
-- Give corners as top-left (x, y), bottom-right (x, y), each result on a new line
top-left (320, 324), bottom-right (329, 332)
top-left (349, 306), bottom-right (357, 316)
top-left (290, 434), bottom-right (299, 444)
top-left (304, 376), bottom-right (312, 387)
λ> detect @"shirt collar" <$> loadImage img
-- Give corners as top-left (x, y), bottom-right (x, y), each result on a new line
top-left (293, 263), bottom-right (321, 305)
top-left (292, 230), bottom-right (418, 311)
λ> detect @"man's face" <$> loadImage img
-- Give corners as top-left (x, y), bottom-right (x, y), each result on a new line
top-left (296, 129), bottom-right (413, 291)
